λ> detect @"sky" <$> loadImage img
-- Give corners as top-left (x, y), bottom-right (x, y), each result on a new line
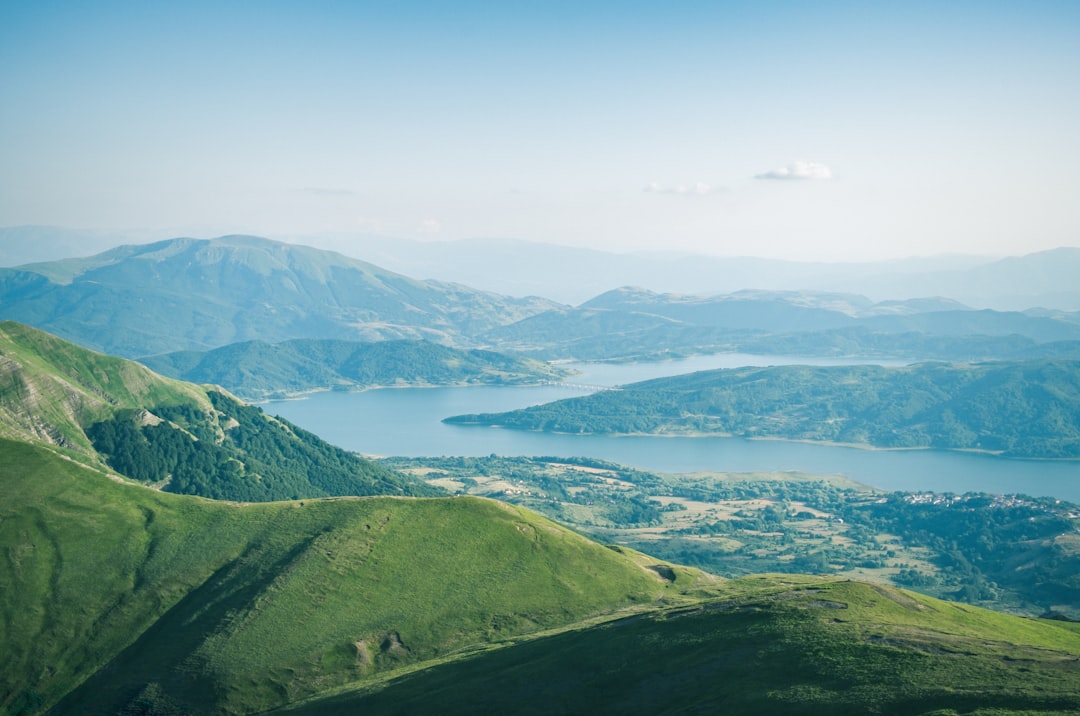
top-left (1, 1), bottom-right (1078, 261)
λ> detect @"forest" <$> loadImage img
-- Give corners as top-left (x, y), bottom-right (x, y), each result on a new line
top-left (87, 391), bottom-right (437, 501)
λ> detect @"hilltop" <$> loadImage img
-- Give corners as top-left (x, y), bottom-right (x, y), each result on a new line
top-left (278, 575), bottom-right (1080, 715)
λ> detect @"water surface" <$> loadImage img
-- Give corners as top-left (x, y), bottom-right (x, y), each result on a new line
top-left (268, 355), bottom-right (1080, 501)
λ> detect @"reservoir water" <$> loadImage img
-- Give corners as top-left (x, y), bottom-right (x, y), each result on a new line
top-left (267, 354), bottom-right (1080, 502)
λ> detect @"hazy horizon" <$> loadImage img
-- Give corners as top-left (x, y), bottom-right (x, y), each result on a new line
top-left (3, 2), bottom-right (1078, 262)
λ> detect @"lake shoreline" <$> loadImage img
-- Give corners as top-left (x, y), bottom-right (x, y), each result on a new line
top-left (441, 423), bottom-right (1080, 462)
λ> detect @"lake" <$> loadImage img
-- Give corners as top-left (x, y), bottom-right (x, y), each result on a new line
top-left (268, 354), bottom-right (1080, 501)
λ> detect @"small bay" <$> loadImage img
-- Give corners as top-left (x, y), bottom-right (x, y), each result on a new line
top-left (268, 354), bottom-right (1080, 502)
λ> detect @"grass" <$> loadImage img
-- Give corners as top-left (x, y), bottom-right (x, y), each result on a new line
top-left (0, 438), bottom-right (713, 715)
top-left (276, 576), bottom-right (1080, 715)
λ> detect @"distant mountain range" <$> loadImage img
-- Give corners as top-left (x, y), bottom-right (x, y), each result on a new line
top-left (279, 233), bottom-right (1080, 310)
top-left (483, 287), bottom-right (1080, 362)
top-left (4, 232), bottom-right (1080, 365)
top-left (5, 225), bottom-right (1080, 309)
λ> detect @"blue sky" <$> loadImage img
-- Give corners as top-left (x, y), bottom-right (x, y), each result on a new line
top-left (2, 1), bottom-right (1078, 260)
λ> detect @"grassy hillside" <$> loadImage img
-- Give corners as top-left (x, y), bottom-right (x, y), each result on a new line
top-left (141, 338), bottom-right (567, 400)
top-left (0, 321), bottom-right (434, 500)
top-left (0, 235), bottom-right (557, 357)
top-left (277, 575), bottom-right (1080, 716)
top-left (1, 438), bottom-right (708, 715)
top-left (446, 360), bottom-right (1080, 458)
top-left (0, 320), bottom-right (210, 453)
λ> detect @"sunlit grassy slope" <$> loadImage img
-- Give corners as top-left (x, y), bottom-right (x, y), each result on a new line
top-left (0, 319), bottom-right (209, 453)
top-left (0, 439), bottom-right (706, 715)
top-left (279, 575), bottom-right (1080, 716)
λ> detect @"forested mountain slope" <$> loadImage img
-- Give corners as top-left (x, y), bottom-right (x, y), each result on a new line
top-left (447, 360), bottom-right (1080, 458)
top-left (0, 321), bottom-right (434, 500)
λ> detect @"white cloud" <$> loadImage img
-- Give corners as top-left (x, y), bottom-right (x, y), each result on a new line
top-left (417, 218), bottom-right (442, 234)
top-left (644, 181), bottom-right (715, 196)
top-left (755, 161), bottom-right (833, 181)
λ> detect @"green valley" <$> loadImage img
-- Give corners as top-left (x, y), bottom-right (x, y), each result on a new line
top-left (4, 441), bottom-right (1080, 715)
top-left (385, 455), bottom-right (1080, 618)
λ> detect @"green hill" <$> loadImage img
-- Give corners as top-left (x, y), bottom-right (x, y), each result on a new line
top-left (0, 235), bottom-right (557, 357)
top-left (446, 360), bottom-right (1080, 458)
top-left (278, 576), bottom-right (1080, 716)
top-left (0, 439), bottom-right (711, 715)
top-left (140, 338), bottom-right (567, 400)
top-left (0, 321), bottom-right (435, 500)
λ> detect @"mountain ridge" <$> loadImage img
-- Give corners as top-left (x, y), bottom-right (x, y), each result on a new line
top-left (0, 235), bottom-right (559, 357)
top-left (2, 439), bottom-right (707, 715)
top-left (5, 227), bottom-right (1080, 310)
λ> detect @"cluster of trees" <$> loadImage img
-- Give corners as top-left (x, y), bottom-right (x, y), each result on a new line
top-left (87, 391), bottom-right (436, 501)
top-left (841, 494), bottom-right (1079, 608)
